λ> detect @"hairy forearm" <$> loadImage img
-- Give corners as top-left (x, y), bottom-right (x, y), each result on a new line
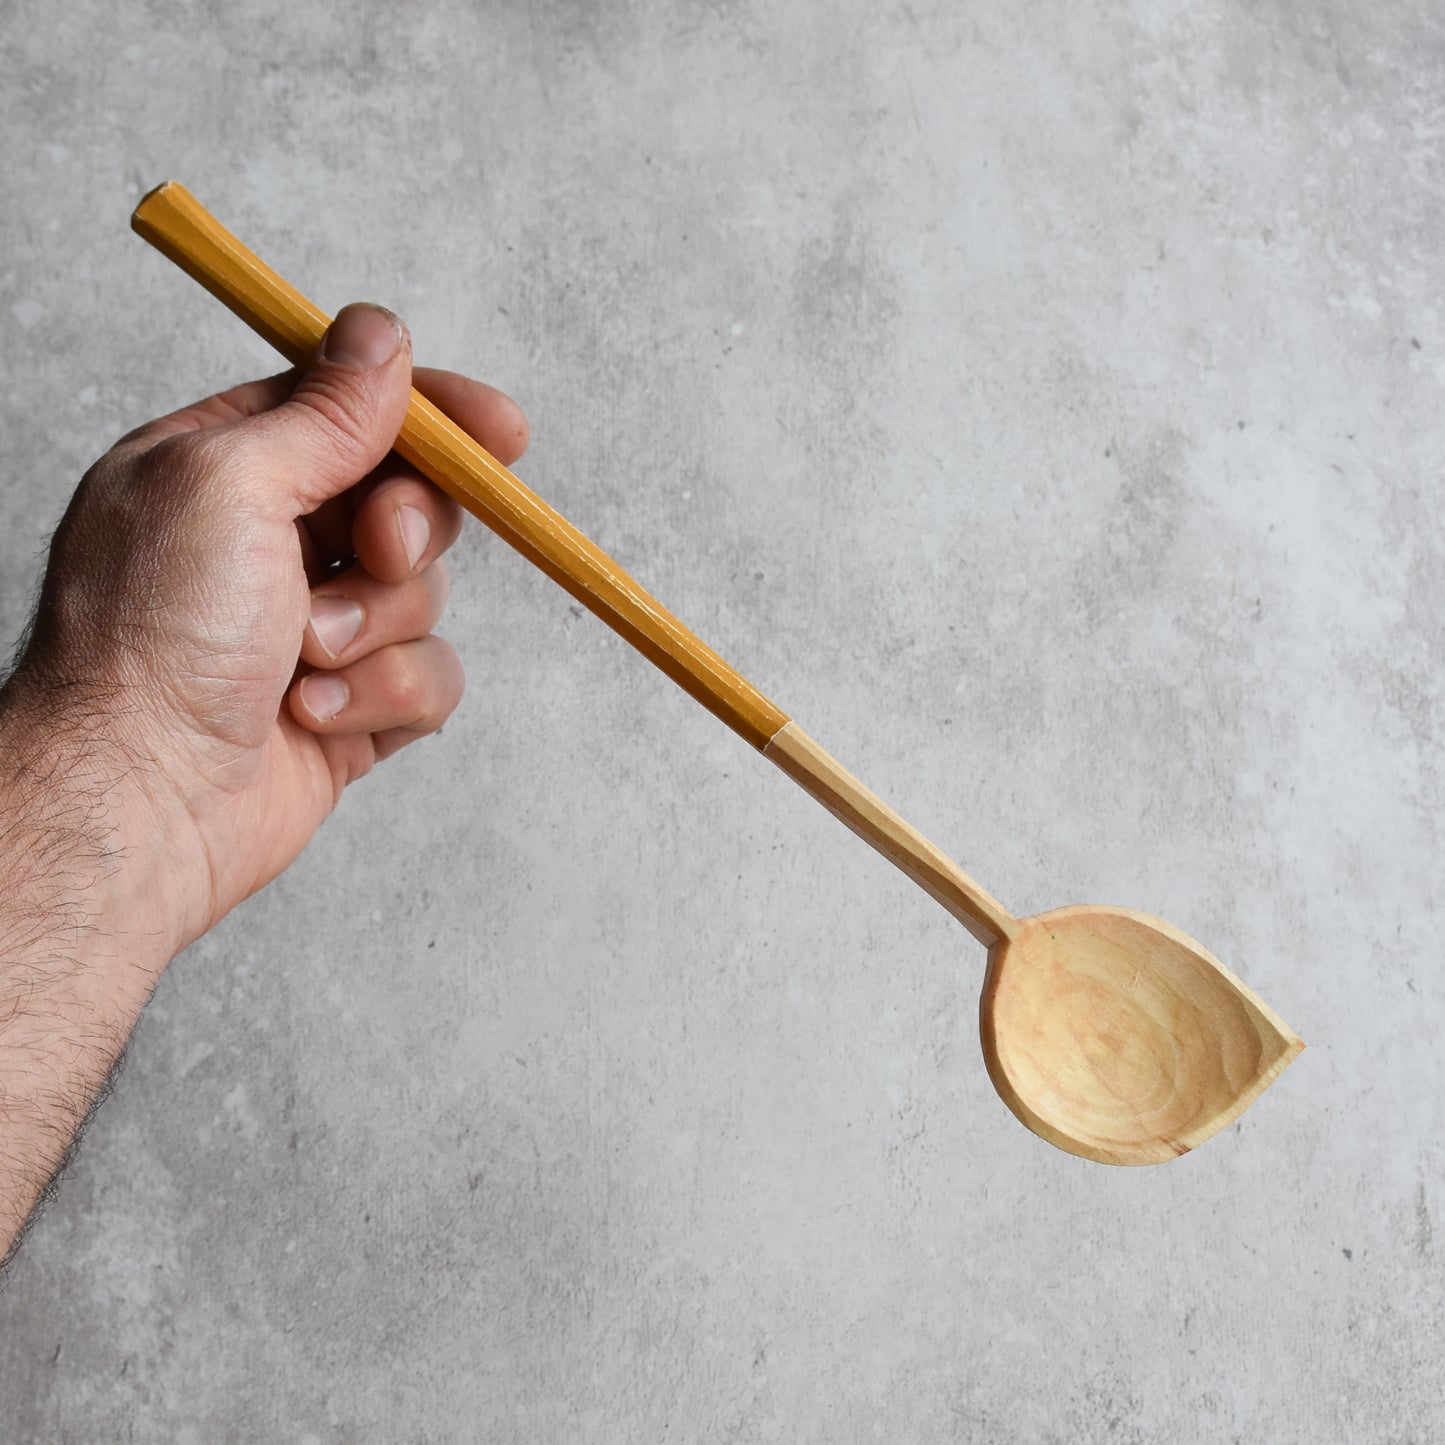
top-left (0, 685), bottom-right (175, 1263)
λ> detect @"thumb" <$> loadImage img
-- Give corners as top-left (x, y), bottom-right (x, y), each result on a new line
top-left (234, 302), bottom-right (413, 517)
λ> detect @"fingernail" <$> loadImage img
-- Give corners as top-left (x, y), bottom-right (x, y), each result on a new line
top-left (322, 303), bottom-right (407, 369)
top-left (301, 672), bottom-right (349, 722)
top-left (399, 504), bottom-right (430, 571)
top-left (309, 595), bottom-right (364, 658)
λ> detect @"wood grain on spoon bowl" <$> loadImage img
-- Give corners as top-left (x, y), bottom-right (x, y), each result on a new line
top-left (981, 906), bottom-right (1304, 1165)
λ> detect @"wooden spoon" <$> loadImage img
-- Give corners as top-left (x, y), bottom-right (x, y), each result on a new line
top-left (131, 182), bottom-right (1303, 1165)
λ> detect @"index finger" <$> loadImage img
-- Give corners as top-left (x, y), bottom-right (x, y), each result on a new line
top-left (412, 367), bottom-right (529, 466)
top-left (113, 369), bottom-right (299, 450)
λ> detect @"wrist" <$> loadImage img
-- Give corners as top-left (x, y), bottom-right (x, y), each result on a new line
top-left (0, 674), bottom-right (196, 1260)
top-left (0, 675), bottom-right (197, 991)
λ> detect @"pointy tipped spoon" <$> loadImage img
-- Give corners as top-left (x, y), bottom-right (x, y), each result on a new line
top-left (131, 181), bottom-right (1303, 1165)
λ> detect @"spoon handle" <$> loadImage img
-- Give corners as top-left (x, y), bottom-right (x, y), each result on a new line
top-left (766, 724), bottom-right (1014, 946)
top-left (131, 182), bottom-right (787, 750)
top-left (130, 182), bottom-right (1017, 948)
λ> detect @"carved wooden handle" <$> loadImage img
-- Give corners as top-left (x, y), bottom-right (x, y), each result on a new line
top-left (131, 182), bottom-right (791, 751)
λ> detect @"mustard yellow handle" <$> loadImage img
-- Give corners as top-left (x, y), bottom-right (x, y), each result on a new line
top-left (131, 182), bottom-right (790, 751)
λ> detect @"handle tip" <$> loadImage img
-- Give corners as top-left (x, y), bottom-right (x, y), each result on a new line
top-left (131, 180), bottom-right (187, 235)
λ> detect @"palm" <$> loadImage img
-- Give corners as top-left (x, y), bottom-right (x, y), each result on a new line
top-left (164, 518), bottom-right (353, 927)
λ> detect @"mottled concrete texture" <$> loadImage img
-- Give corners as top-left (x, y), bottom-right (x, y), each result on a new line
top-left (1, 1), bottom-right (1442, 1439)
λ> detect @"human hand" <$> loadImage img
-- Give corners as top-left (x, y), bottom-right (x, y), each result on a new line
top-left (0, 302), bottom-right (527, 1257)
top-left (2, 302), bottom-right (527, 965)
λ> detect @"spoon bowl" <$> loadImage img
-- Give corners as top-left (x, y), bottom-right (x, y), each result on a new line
top-left (981, 906), bottom-right (1303, 1164)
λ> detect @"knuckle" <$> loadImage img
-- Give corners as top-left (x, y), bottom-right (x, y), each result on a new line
top-left (138, 429), bottom-right (244, 505)
top-left (388, 650), bottom-right (427, 717)
top-left (289, 377), bottom-right (381, 466)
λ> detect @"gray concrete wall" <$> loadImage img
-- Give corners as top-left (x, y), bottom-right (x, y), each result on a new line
top-left (1, 1), bottom-right (1440, 1439)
